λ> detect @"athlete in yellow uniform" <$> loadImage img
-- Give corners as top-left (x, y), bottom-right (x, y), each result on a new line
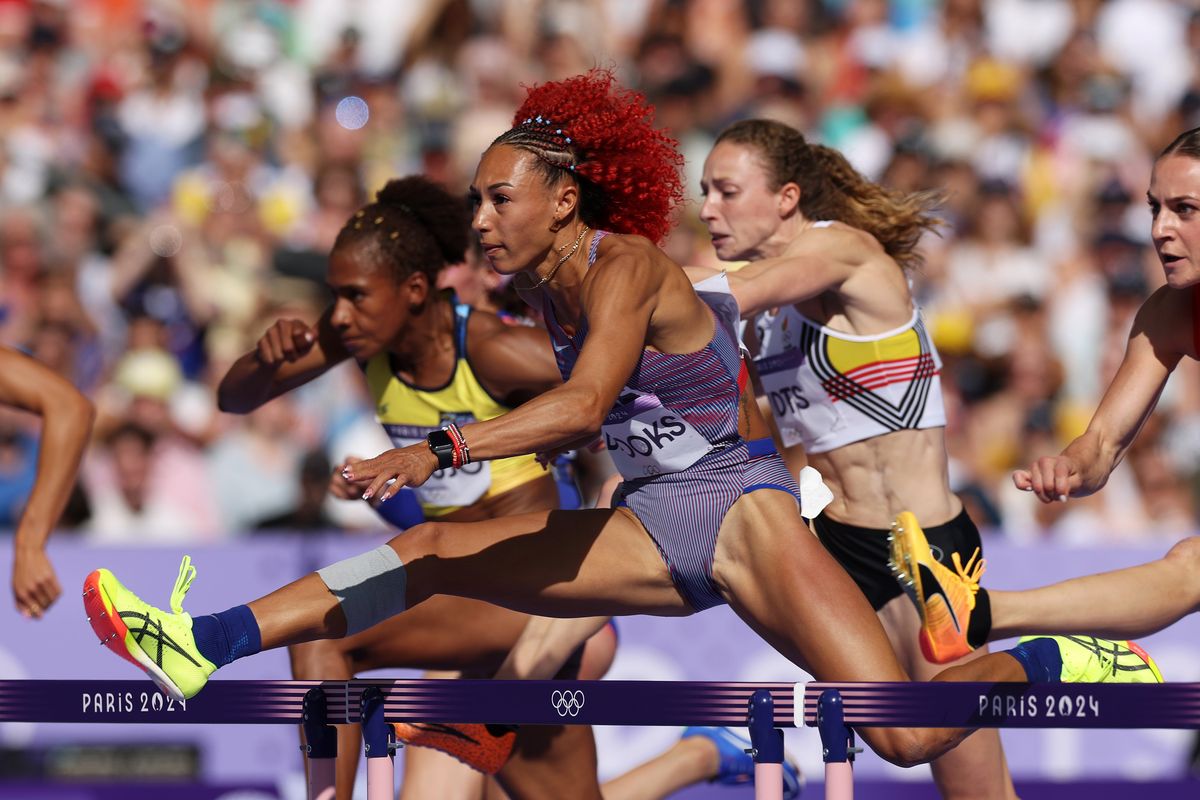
top-left (363, 299), bottom-right (547, 518)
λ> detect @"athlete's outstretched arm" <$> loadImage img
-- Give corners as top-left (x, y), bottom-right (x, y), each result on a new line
top-left (1013, 287), bottom-right (1185, 503)
top-left (686, 231), bottom-right (860, 318)
top-left (217, 307), bottom-right (349, 413)
top-left (346, 247), bottom-right (665, 501)
top-left (0, 347), bottom-right (94, 618)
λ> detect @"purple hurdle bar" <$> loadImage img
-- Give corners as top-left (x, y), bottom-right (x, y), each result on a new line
top-left (8, 679), bottom-right (1200, 799)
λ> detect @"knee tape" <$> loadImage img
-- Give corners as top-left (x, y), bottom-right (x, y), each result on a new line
top-left (316, 545), bottom-right (408, 635)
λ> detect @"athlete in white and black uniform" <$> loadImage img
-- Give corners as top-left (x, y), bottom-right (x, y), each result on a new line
top-left (692, 119), bottom-right (1014, 800)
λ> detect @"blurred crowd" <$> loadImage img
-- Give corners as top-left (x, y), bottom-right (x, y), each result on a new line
top-left (0, 0), bottom-right (1198, 545)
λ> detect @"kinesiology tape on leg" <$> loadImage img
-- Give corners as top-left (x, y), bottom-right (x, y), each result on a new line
top-left (316, 545), bottom-right (408, 635)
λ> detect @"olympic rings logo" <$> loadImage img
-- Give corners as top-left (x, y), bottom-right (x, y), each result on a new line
top-left (551, 689), bottom-right (585, 717)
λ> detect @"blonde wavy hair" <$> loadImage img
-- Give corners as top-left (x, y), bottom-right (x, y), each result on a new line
top-left (714, 119), bottom-right (942, 271)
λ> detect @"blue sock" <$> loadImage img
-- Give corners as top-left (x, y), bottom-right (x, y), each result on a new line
top-left (1007, 637), bottom-right (1062, 683)
top-left (191, 606), bottom-right (262, 667)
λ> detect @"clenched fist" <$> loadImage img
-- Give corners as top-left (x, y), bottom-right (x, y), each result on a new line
top-left (256, 319), bottom-right (317, 367)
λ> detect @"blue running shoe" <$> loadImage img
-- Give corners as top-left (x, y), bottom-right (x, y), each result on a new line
top-left (682, 726), bottom-right (804, 798)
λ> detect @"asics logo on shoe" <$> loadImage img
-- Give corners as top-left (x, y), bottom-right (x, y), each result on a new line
top-left (917, 563), bottom-right (960, 633)
top-left (551, 689), bottom-right (585, 717)
top-left (1061, 634), bottom-right (1154, 677)
top-left (120, 611), bottom-right (203, 669)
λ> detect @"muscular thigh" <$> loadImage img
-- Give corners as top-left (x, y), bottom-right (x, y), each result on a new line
top-left (395, 507), bottom-right (690, 617)
top-left (712, 488), bottom-right (910, 682)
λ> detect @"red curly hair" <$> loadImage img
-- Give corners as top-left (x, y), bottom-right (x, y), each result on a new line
top-left (491, 69), bottom-right (684, 244)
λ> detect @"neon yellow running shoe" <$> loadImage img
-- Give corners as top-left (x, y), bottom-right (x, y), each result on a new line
top-left (83, 556), bottom-right (216, 701)
top-left (888, 511), bottom-right (986, 664)
top-left (1018, 635), bottom-right (1164, 683)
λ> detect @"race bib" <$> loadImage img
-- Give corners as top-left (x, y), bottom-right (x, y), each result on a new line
top-left (602, 389), bottom-right (712, 479)
top-left (755, 348), bottom-right (810, 448)
top-left (382, 422), bottom-right (491, 508)
top-left (754, 348), bottom-right (843, 450)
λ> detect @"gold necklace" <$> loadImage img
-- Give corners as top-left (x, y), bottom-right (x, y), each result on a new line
top-left (519, 227), bottom-right (589, 290)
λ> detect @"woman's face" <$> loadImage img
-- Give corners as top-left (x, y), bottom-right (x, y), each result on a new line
top-left (469, 145), bottom-right (562, 275)
top-left (1148, 154), bottom-right (1200, 290)
top-left (326, 241), bottom-right (415, 360)
top-left (700, 140), bottom-right (789, 262)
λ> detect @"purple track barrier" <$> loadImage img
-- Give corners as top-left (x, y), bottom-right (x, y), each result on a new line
top-left (5, 678), bottom-right (1200, 799)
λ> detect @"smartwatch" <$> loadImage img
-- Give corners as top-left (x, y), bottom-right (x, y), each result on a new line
top-left (426, 428), bottom-right (455, 470)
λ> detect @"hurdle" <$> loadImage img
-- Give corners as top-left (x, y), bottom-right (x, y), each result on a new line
top-left (3, 679), bottom-right (1198, 799)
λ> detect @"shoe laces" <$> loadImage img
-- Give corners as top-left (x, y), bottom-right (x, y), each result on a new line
top-left (170, 555), bottom-right (197, 615)
top-left (1075, 635), bottom-right (1116, 675)
top-left (949, 548), bottom-right (986, 610)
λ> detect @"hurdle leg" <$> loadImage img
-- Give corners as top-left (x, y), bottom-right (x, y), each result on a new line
top-left (302, 687), bottom-right (337, 800)
top-left (361, 686), bottom-right (396, 800)
top-left (747, 688), bottom-right (785, 800)
top-left (817, 689), bottom-right (855, 800)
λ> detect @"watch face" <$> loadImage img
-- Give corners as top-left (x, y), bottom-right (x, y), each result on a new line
top-left (427, 428), bottom-right (456, 468)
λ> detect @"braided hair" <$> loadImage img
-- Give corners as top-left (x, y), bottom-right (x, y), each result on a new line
top-left (489, 68), bottom-right (685, 244)
top-left (333, 175), bottom-right (470, 284)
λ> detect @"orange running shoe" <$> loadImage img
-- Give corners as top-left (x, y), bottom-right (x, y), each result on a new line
top-left (888, 511), bottom-right (986, 664)
top-left (391, 722), bottom-right (516, 774)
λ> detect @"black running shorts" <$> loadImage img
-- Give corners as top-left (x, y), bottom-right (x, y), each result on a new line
top-left (813, 508), bottom-right (983, 611)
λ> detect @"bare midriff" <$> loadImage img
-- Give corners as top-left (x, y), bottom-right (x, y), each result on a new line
top-left (787, 426), bottom-right (961, 529)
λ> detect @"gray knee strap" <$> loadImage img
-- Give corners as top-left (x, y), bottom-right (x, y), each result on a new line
top-left (316, 545), bottom-right (408, 635)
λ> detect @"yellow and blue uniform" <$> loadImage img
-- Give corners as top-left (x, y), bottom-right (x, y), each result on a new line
top-left (364, 303), bottom-right (545, 518)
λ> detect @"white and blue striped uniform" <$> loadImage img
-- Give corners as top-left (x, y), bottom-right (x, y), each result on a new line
top-left (543, 232), bottom-right (800, 610)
